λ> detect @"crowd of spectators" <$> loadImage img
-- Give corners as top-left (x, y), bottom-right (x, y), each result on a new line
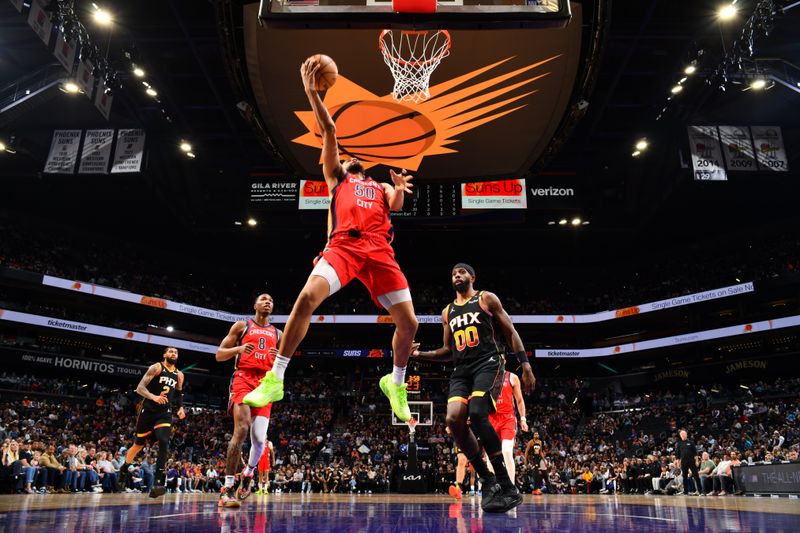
top-left (2, 216), bottom-right (798, 315)
top-left (1, 364), bottom-right (796, 498)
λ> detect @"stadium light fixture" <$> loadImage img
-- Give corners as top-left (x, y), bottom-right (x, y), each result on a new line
top-left (61, 82), bottom-right (80, 94)
top-left (581, 220), bottom-right (590, 225)
top-left (632, 150), bottom-right (641, 157)
top-left (234, 221), bottom-right (243, 226)
top-left (635, 139), bottom-right (648, 151)
top-left (547, 221), bottom-right (556, 225)
top-left (670, 84), bottom-right (683, 94)
top-left (166, 326), bottom-right (174, 332)
top-left (558, 219), bottom-right (567, 226)
top-left (718, 4), bottom-right (737, 20)
top-left (145, 87), bottom-right (158, 97)
top-left (571, 217), bottom-right (581, 226)
top-left (93, 6), bottom-right (112, 25)
top-left (186, 152), bottom-right (196, 159)
top-left (684, 65), bottom-right (697, 75)
top-left (0, 142), bottom-right (5, 152)
top-left (247, 218), bottom-right (257, 227)
top-left (180, 141), bottom-right (192, 153)
top-left (750, 78), bottom-right (767, 90)
top-left (133, 66), bottom-right (145, 78)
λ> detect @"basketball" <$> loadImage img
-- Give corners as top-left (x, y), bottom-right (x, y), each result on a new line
top-left (310, 54), bottom-right (337, 91)
top-left (323, 100), bottom-right (436, 161)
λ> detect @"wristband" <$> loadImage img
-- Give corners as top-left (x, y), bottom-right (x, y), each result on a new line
top-left (520, 416), bottom-right (526, 421)
top-left (514, 350), bottom-right (529, 365)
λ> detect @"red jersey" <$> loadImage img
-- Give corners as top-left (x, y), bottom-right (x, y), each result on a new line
top-left (236, 319), bottom-right (279, 373)
top-left (492, 372), bottom-right (515, 417)
top-left (328, 174), bottom-right (393, 240)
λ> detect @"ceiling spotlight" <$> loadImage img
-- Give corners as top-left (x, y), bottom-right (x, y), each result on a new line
top-left (180, 141), bottom-right (192, 153)
top-left (166, 326), bottom-right (174, 333)
top-left (186, 152), bottom-right (196, 159)
top-left (133, 67), bottom-right (145, 78)
top-left (61, 82), bottom-right (80, 93)
top-left (234, 221), bottom-right (243, 226)
top-left (684, 65), bottom-right (697, 75)
top-left (247, 218), bottom-right (257, 227)
top-left (679, 77), bottom-right (687, 84)
top-left (632, 150), bottom-right (641, 157)
top-left (0, 142), bottom-right (5, 152)
top-left (93, 8), bottom-right (112, 25)
top-left (558, 219), bottom-right (567, 226)
top-left (581, 221), bottom-right (590, 225)
top-left (718, 4), bottom-right (737, 20)
top-left (547, 221), bottom-right (556, 225)
top-left (670, 85), bottom-right (683, 94)
top-left (750, 78), bottom-right (767, 90)
top-left (635, 139), bottom-right (648, 150)
top-left (146, 87), bottom-right (158, 97)
top-left (571, 217), bottom-right (581, 226)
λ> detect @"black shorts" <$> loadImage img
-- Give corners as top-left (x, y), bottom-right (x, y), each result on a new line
top-left (448, 355), bottom-right (505, 410)
top-left (134, 408), bottom-right (172, 445)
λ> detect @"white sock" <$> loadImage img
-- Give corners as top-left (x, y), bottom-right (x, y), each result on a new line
top-left (225, 475), bottom-right (235, 488)
top-left (391, 365), bottom-right (406, 386)
top-left (271, 355), bottom-right (291, 380)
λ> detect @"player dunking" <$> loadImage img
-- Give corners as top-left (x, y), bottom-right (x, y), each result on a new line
top-left (244, 57), bottom-right (418, 422)
top-left (117, 347), bottom-right (186, 498)
top-left (412, 263), bottom-right (535, 512)
top-left (488, 370), bottom-right (528, 484)
top-left (216, 293), bottom-right (282, 508)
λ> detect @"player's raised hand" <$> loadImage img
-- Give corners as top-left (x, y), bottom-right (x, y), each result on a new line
top-left (410, 342), bottom-right (421, 357)
top-left (240, 343), bottom-right (255, 354)
top-left (177, 407), bottom-right (186, 420)
top-left (390, 168), bottom-right (414, 193)
top-left (301, 58), bottom-right (321, 92)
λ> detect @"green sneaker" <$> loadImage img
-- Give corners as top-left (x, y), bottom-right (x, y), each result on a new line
top-left (243, 371), bottom-right (284, 407)
top-left (379, 374), bottom-right (411, 422)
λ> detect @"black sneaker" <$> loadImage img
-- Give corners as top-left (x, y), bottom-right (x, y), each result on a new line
top-left (116, 469), bottom-right (127, 492)
top-left (149, 486), bottom-right (167, 499)
top-left (501, 484), bottom-right (523, 511)
top-left (480, 478), bottom-right (507, 513)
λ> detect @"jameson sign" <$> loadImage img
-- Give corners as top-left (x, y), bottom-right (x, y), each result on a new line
top-left (12, 350), bottom-right (145, 379)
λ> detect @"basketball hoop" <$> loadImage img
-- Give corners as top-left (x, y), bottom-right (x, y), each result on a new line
top-left (407, 417), bottom-right (418, 433)
top-left (379, 29), bottom-right (451, 103)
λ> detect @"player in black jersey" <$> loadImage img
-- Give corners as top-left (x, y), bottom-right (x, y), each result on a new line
top-left (117, 347), bottom-right (186, 498)
top-left (413, 263), bottom-right (535, 513)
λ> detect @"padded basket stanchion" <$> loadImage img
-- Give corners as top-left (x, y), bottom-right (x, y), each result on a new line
top-left (392, 0), bottom-right (437, 14)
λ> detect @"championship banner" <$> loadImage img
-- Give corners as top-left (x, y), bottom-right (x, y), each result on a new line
top-left (718, 126), bottom-right (757, 172)
top-left (688, 126), bottom-right (727, 181)
top-left (751, 126), bottom-right (789, 171)
top-left (94, 77), bottom-right (113, 120)
top-left (9, 0), bottom-right (23, 13)
top-left (27, 0), bottom-right (52, 46)
top-left (535, 314), bottom-right (800, 358)
top-left (110, 129), bottom-right (146, 173)
top-left (299, 179), bottom-right (330, 210)
top-left (43, 129), bottom-right (82, 174)
top-left (249, 177), bottom-right (298, 206)
top-left (40, 273), bottom-right (754, 326)
top-left (0, 309), bottom-right (219, 354)
top-left (53, 31), bottom-right (77, 74)
top-left (78, 129), bottom-right (114, 174)
top-left (76, 58), bottom-right (95, 99)
top-left (461, 179), bottom-right (527, 209)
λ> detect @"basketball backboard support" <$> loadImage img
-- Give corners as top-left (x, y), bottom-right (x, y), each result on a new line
top-left (259, 0), bottom-right (570, 29)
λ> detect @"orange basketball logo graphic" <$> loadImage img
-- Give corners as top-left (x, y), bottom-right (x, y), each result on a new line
top-left (744, 324), bottom-right (753, 332)
top-left (72, 282), bottom-right (82, 290)
top-left (294, 55), bottom-right (561, 170)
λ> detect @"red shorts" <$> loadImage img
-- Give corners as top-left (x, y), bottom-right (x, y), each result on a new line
top-left (229, 369), bottom-right (272, 418)
top-left (258, 449), bottom-right (271, 473)
top-left (489, 414), bottom-right (516, 442)
top-left (319, 232), bottom-right (409, 308)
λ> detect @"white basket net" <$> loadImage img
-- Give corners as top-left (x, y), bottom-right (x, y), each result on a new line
top-left (379, 30), bottom-right (451, 103)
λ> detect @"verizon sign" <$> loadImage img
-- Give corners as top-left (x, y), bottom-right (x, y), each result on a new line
top-left (461, 179), bottom-right (526, 209)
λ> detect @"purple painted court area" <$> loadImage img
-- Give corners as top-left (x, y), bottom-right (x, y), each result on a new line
top-left (1, 496), bottom-right (798, 533)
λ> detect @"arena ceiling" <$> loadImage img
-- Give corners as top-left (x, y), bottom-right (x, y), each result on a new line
top-left (0, 0), bottom-right (798, 257)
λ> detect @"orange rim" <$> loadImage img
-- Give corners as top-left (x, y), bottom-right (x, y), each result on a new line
top-left (378, 29), bottom-right (451, 68)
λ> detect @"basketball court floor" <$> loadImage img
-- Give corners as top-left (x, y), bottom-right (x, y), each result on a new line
top-left (1, 493), bottom-right (797, 532)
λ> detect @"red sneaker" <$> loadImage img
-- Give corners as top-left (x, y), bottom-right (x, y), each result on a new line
top-left (448, 485), bottom-right (463, 500)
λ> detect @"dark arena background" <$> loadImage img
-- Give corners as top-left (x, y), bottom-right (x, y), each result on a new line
top-left (1, 0), bottom-right (799, 531)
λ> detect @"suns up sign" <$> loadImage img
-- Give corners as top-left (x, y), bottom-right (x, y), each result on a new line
top-left (461, 179), bottom-right (527, 209)
top-left (299, 179), bottom-right (331, 210)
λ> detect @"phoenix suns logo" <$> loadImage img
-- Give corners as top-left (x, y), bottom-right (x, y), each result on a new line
top-left (293, 55), bottom-right (561, 171)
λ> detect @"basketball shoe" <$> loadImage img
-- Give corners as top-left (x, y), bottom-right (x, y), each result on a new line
top-left (243, 371), bottom-right (283, 407)
top-left (219, 486), bottom-right (241, 508)
top-left (379, 374), bottom-right (411, 422)
top-left (448, 484), bottom-right (463, 500)
top-left (236, 473), bottom-right (255, 501)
